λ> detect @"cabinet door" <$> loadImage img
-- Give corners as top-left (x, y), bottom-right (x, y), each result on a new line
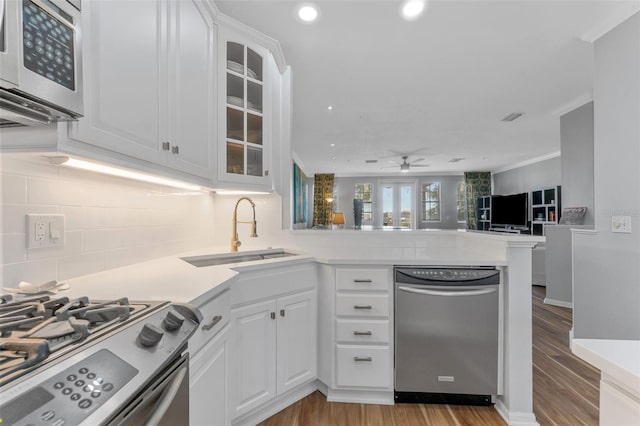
top-left (67, 0), bottom-right (166, 164)
top-left (276, 290), bottom-right (317, 395)
top-left (230, 299), bottom-right (277, 418)
top-left (167, 0), bottom-right (215, 179)
top-left (190, 326), bottom-right (229, 426)
top-left (217, 26), bottom-right (273, 191)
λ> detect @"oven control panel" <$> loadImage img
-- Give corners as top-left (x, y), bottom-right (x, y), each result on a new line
top-left (0, 349), bottom-right (136, 426)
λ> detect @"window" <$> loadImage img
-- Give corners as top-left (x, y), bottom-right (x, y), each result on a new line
top-left (457, 182), bottom-right (467, 222)
top-left (355, 183), bottom-right (373, 225)
top-left (422, 182), bottom-right (440, 221)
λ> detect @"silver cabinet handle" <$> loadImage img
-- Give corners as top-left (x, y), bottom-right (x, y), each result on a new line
top-left (171, 145), bottom-right (179, 154)
top-left (354, 356), bottom-right (372, 362)
top-left (353, 279), bottom-right (372, 283)
top-left (353, 305), bottom-right (372, 310)
top-left (353, 331), bottom-right (372, 336)
top-left (280, 309), bottom-right (285, 317)
top-left (397, 286), bottom-right (496, 297)
top-left (142, 365), bottom-right (187, 426)
top-left (162, 141), bottom-right (170, 151)
top-left (201, 315), bottom-right (222, 331)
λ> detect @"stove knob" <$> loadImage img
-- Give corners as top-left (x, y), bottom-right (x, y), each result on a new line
top-left (138, 323), bottom-right (164, 347)
top-left (163, 310), bottom-right (185, 331)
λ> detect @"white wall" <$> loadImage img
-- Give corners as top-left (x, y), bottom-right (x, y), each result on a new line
top-left (560, 102), bottom-right (594, 225)
top-left (333, 175), bottom-right (466, 230)
top-left (0, 154), bottom-right (216, 287)
top-left (493, 157), bottom-right (561, 196)
top-left (573, 12), bottom-right (640, 339)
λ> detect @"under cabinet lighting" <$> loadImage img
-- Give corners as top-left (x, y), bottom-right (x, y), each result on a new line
top-left (401, 0), bottom-right (426, 20)
top-left (50, 157), bottom-right (203, 191)
top-left (213, 190), bottom-right (270, 195)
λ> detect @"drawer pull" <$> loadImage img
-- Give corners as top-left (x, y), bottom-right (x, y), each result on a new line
top-left (202, 315), bottom-right (222, 331)
top-left (353, 279), bottom-right (373, 283)
top-left (354, 356), bottom-right (372, 362)
top-left (270, 312), bottom-right (276, 320)
top-left (353, 331), bottom-right (372, 336)
top-left (353, 305), bottom-right (372, 310)
top-left (280, 309), bottom-right (285, 317)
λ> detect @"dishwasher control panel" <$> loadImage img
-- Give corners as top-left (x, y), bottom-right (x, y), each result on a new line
top-left (395, 267), bottom-right (499, 285)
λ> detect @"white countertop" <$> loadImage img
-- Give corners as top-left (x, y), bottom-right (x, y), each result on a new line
top-left (573, 338), bottom-right (640, 396)
top-left (61, 246), bottom-right (314, 307)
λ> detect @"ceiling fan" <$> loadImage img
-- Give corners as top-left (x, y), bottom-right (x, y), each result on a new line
top-left (383, 155), bottom-right (429, 173)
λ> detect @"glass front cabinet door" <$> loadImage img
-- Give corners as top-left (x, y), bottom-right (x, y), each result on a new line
top-left (218, 27), bottom-right (273, 190)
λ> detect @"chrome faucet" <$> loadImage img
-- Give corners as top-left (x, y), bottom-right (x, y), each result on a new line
top-left (231, 197), bottom-right (257, 252)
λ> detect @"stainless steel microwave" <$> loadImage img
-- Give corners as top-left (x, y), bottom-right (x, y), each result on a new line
top-left (0, 0), bottom-right (83, 127)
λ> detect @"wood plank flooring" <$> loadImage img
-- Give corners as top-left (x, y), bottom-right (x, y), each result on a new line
top-left (259, 286), bottom-right (600, 426)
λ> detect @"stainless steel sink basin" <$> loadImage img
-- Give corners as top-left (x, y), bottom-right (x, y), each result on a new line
top-left (181, 249), bottom-right (297, 267)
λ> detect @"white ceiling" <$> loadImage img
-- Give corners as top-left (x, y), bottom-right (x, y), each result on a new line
top-left (216, 0), bottom-right (637, 176)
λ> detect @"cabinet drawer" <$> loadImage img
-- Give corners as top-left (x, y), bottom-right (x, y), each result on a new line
top-left (335, 345), bottom-right (391, 388)
top-left (189, 290), bottom-right (231, 356)
top-left (336, 293), bottom-right (389, 318)
top-left (336, 319), bottom-right (390, 343)
top-left (336, 268), bottom-right (389, 291)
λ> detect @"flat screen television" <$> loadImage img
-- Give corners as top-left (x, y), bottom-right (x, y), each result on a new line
top-left (491, 192), bottom-right (528, 229)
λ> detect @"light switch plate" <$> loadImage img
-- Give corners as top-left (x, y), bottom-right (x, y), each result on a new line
top-left (611, 216), bottom-right (632, 234)
top-left (26, 214), bottom-right (65, 248)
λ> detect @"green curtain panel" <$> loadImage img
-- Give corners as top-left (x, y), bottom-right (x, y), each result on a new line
top-left (464, 172), bottom-right (492, 230)
top-left (313, 173), bottom-right (334, 226)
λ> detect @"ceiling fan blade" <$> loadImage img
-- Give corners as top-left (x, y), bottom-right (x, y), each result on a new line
top-left (387, 160), bottom-right (401, 165)
top-left (411, 158), bottom-right (426, 163)
top-left (411, 164), bottom-right (430, 168)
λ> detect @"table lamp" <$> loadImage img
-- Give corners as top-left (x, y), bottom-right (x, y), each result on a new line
top-left (333, 212), bottom-right (345, 229)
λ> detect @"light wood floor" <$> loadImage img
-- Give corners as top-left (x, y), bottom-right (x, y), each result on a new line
top-left (259, 286), bottom-right (600, 426)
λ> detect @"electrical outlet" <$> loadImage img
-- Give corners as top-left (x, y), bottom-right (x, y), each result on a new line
top-left (611, 216), bottom-right (632, 234)
top-left (26, 214), bottom-right (65, 248)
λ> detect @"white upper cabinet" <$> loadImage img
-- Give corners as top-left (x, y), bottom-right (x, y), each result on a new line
top-left (215, 24), bottom-right (276, 192)
top-left (65, 0), bottom-right (215, 180)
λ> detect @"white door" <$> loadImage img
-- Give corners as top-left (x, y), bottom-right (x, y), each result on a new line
top-left (68, 0), bottom-right (165, 164)
top-left (230, 299), bottom-right (277, 418)
top-left (380, 182), bottom-right (415, 229)
top-left (276, 290), bottom-right (317, 395)
top-left (167, 0), bottom-right (215, 179)
top-left (190, 326), bottom-right (229, 426)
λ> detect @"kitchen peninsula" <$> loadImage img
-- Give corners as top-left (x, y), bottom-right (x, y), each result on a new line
top-left (55, 229), bottom-right (543, 426)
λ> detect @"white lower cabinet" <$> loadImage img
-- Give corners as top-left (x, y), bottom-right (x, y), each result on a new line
top-left (231, 289), bottom-right (317, 419)
top-left (190, 324), bottom-right (230, 426)
top-left (318, 266), bottom-right (394, 403)
top-left (229, 263), bottom-right (318, 421)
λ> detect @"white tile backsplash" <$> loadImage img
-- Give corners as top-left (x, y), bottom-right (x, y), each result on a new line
top-left (1, 154), bottom-right (220, 287)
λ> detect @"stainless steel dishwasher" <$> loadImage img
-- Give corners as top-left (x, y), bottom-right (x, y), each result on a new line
top-left (394, 266), bottom-right (500, 405)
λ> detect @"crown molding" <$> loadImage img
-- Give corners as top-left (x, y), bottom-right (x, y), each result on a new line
top-left (579, 2), bottom-right (640, 43)
top-left (551, 93), bottom-right (593, 117)
top-left (492, 151), bottom-right (561, 174)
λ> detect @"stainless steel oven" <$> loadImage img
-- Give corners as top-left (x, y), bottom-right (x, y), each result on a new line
top-left (0, 294), bottom-right (202, 425)
top-left (0, 0), bottom-right (83, 126)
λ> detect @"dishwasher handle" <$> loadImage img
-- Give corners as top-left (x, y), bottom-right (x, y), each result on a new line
top-left (397, 286), bottom-right (497, 297)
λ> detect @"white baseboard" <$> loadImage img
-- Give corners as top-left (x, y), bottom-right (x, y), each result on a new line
top-left (326, 388), bottom-right (394, 405)
top-left (495, 400), bottom-right (540, 426)
top-left (543, 297), bottom-right (573, 309)
top-left (232, 380), bottom-right (319, 426)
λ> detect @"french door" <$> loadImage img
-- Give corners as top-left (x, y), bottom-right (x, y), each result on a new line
top-left (380, 182), bottom-right (415, 229)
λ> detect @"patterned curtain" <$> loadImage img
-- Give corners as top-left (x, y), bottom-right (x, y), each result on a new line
top-left (464, 172), bottom-right (492, 230)
top-left (313, 173), bottom-right (335, 226)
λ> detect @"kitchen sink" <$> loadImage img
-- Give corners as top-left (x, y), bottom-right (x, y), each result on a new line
top-left (181, 249), bottom-right (297, 267)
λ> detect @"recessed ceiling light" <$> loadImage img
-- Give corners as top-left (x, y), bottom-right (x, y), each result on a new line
top-left (330, 143), bottom-right (335, 147)
top-left (401, 0), bottom-right (426, 21)
top-left (327, 105), bottom-right (333, 110)
top-left (332, 156), bottom-right (336, 160)
top-left (298, 4), bottom-right (319, 23)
